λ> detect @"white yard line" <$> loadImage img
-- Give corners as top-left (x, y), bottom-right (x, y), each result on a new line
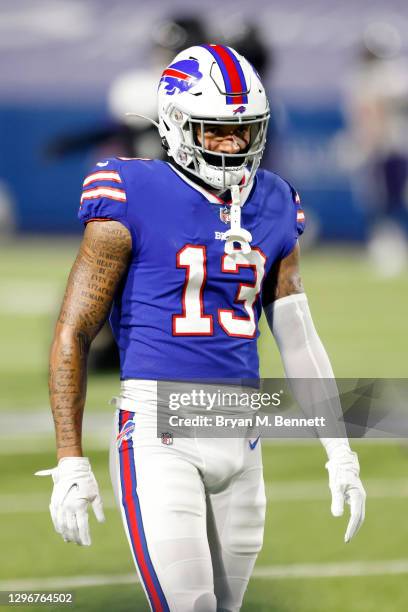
top-left (0, 574), bottom-right (135, 591)
top-left (0, 412), bottom-right (112, 438)
top-left (0, 432), bottom-right (402, 456)
top-left (0, 436), bottom-right (109, 455)
top-left (1, 411), bottom-right (405, 446)
top-left (0, 492), bottom-right (117, 513)
top-left (2, 559), bottom-right (408, 591)
top-left (265, 478), bottom-right (408, 500)
top-left (0, 412), bottom-right (112, 454)
top-left (253, 559), bottom-right (408, 579)
top-left (1, 478), bottom-right (407, 514)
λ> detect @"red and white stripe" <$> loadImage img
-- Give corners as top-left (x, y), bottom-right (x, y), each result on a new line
top-left (83, 171), bottom-right (122, 187)
top-left (297, 210), bottom-right (305, 222)
top-left (81, 186), bottom-right (126, 203)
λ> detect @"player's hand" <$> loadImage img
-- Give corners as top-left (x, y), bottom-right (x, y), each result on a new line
top-left (325, 447), bottom-right (366, 543)
top-left (35, 457), bottom-right (105, 546)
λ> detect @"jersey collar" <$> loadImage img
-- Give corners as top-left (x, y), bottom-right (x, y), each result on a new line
top-left (167, 162), bottom-right (254, 207)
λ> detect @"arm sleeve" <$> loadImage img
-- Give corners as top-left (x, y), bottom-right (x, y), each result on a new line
top-left (279, 180), bottom-right (306, 260)
top-left (264, 293), bottom-right (351, 458)
top-left (78, 158), bottom-right (131, 233)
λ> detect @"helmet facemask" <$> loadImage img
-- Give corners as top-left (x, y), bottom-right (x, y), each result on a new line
top-left (162, 103), bottom-right (269, 191)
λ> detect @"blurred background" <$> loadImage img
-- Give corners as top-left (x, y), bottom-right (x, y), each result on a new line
top-left (1, 0), bottom-right (408, 611)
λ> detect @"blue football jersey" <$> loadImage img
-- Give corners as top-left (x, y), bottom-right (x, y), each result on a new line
top-left (78, 159), bottom-right (305, 382)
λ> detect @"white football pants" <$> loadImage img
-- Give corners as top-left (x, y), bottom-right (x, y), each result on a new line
top-left (109, 380), bottom-right (266, 612)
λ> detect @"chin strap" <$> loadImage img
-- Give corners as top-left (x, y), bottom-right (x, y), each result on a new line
top-left (224, 184), bottom-right (252, 255)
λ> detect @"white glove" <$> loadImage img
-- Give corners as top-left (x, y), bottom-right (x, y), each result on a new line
top-left (35, 457), bottom-right (105, 546)
top-left (325, 447), bottom-right (366, 543)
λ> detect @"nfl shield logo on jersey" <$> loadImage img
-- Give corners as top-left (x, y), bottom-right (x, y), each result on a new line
top-left (161, 432), bottom-right (173, 445)
top-left (220, 206), bottom-right (231, 224)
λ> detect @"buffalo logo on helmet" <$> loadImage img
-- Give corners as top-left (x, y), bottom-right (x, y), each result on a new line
top-left (116, 419), bottom-right (135, 448)
top-left (233, 105), bottom-right (247, 115)
top-left (159, 59), bottom-right (203, 96)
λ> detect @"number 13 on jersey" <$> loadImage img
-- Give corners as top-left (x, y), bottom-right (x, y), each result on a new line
top-left (172, 244), bottom-right (267, 338)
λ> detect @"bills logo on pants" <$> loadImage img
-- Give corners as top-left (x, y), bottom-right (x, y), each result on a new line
top-left (116, 419), bottom-right (135, 448)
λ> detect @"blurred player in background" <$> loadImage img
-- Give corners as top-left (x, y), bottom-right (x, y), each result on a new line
top-left (45, 15), bottom-right (209, 162)
top-left (343, 22), bottom-right (408, 276)
top-left (37, 44), bottom-right (365, 611)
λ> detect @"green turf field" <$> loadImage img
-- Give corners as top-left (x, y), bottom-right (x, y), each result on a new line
top-left (0, 239), bottom-right (407, 612)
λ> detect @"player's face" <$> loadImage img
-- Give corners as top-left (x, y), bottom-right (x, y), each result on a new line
top-left (195, 123), bottom-right (251, 154)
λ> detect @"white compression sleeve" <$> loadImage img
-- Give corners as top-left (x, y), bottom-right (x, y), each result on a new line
top-left (264, 293), bottom-right (350, 459)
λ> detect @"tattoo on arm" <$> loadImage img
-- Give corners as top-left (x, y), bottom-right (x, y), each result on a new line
top-left (49, 221), bottom-right (131, 459)
top-left (262, 242), bottom-right (304, 307)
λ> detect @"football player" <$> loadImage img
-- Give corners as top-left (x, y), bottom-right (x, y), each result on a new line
top-left (37, 44), bottom-right (366, 612)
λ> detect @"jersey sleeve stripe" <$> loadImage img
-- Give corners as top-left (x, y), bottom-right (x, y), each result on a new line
top-left (81, 187), bottom-right (127, 203)
top-left (297, 211), bottom-right (305, 222)
top-left (83, 171), bottom-right (122, 187)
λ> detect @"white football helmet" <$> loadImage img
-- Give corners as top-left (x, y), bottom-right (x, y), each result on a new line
top-left (157, 44), bottom-right (270, 191)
